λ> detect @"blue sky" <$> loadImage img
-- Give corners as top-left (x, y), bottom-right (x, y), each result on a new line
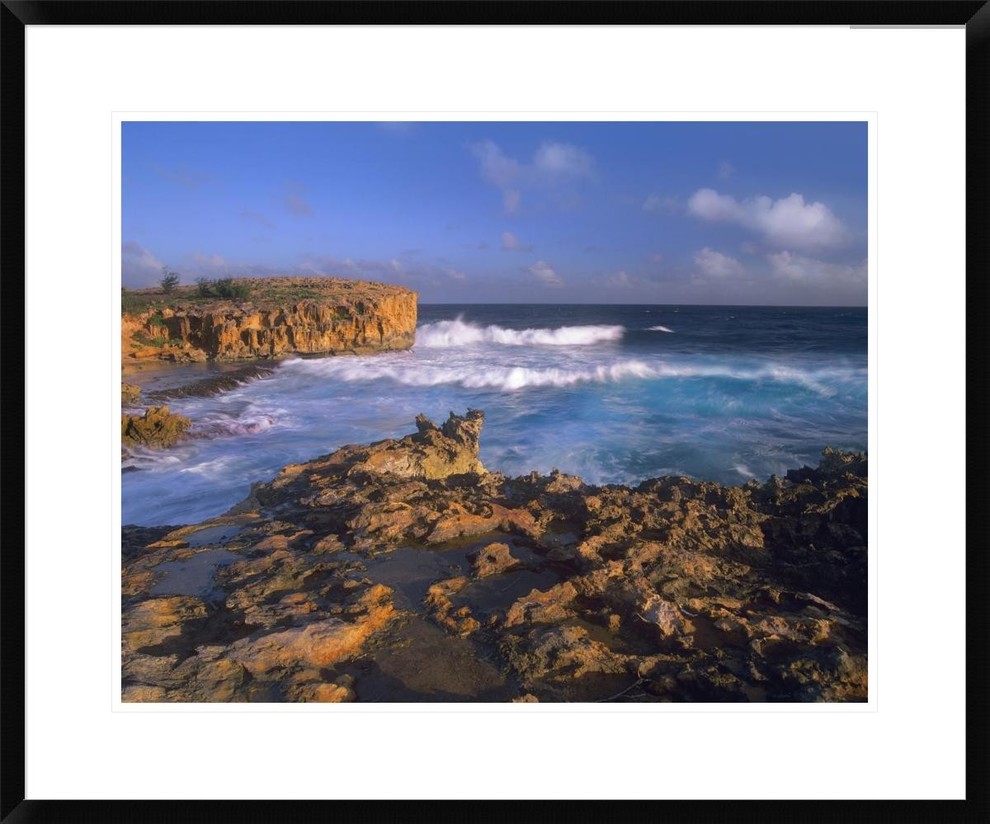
top-left (122, 121), bottom-right (867, 305)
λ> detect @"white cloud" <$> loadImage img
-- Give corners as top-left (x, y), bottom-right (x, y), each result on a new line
top-left (717, 160), bottom-right (735, 180)
top-left (533, 141), bottom-right (594, 178)
top-left (501, 231), bottom-right (533, 252)
top-left (121, 241), bottom-right (165, 285)
top-left (693, 247), bottom-right (746, 281)
top-left (687, 188), bottom-right (848, 251)
top-left (529, 260), bottom-right (563, 287)
top-left (389, 258), bottom-right (404, 273)
top-left (767, 251), bottom-right (867, 285)
top-left (442, 267), bottom-right (468, 281)
top-left (471, 139), bottom-right (594, 215)
top-left (471, 140), bottom-right (521, 211)
top-left (642, 194), bottom-right (680, 215)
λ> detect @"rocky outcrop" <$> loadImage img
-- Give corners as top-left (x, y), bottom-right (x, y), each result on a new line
top-left (280, 409), bottom-right (487, 484)
top-left (122, 382), bottom-right (142, 406)
top-left (122, 412), bottom-right (868, 703)
top-left (122, 406), bottom-right (191, 449)
top-left (122, 277), bottom-right (417, 363)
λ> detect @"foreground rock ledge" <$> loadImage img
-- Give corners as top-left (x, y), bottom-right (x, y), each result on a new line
top-left (122, 411), bottom-right (868, 703)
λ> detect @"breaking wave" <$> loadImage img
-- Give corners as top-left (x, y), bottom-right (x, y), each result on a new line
top-left (415, 318), bottom-right (625, 348)
top-left (190, 413), bottom-right (278, 438)
top-left (281, 356), bottom-right (862, 395)
top-left (648, 325), bottom-right (674, 333)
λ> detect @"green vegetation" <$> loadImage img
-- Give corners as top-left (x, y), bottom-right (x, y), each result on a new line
top-left (133, 330), bottom-right (167, 348)
top-left (121, 276), bottom-right (407, 318)
top-left (192, 277), bottom-right (252, 300)
top-left (214, 278), bottom-right (252, 299)
top-left (121, 288), bottom-right (156, 314)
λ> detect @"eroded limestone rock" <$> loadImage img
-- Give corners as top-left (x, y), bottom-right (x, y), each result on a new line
top-left (122, 411), bottom-right (868, 703)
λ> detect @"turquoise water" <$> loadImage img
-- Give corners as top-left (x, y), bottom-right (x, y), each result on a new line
top-left (122, 305), bottom-right (867, 526)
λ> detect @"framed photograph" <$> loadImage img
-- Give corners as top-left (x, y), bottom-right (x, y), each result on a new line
top-left (6, 1), bottom-right (985, 821)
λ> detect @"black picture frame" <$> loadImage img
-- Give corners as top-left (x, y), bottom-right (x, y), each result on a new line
top-left (2, 2), bottom-right (987, 822)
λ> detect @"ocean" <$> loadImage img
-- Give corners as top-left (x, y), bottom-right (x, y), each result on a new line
top-left (122, 304), bottom-right (868, 527)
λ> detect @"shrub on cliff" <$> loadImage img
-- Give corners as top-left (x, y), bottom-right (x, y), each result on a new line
top-left (193, 277), bottom-right (250, 300)
top-left (160, 267), bottom-right (180, 294)
top-left (214, 278), bottom-right (251, 300)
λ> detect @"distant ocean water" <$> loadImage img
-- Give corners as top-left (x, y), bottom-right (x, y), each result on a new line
top-left (122, 305), bottom-right (868, 526)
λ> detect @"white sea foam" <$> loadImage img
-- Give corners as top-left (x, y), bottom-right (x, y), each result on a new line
top-left (647, 325), bottom-right (674, 333)
top-left (282, 356), bottom-right (658, 391)
top-left (191, 413), bottom-right (277, 438)
top-left (415, 318), bottom-right (625, 348)
top-left (280, 354), bottom-right (860, 395)
top-left (179, 455), bottom-right (242, 477)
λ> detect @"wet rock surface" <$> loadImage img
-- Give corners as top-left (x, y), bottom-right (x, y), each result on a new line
top-left (122, 412), bottom-right (868, 703)
top-left (143, 363), bottom-right (276, 401)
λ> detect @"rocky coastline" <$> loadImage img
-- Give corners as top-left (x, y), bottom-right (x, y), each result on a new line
top-left (122, 276), bottom-right (417, 365)
top-left (121, 277), bottom-right (417, 452)
top-left (122, 410), bottom-right (868, 703)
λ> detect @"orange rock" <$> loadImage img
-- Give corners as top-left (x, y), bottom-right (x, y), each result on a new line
top-left (122, 596), bottom-right (207, 651)
top-left (468, 542), bottom-right (521, 578)
top-left (121, 277), bottom-right (417, 362)
top-left (505, 582), bottom-right (578, 628)
top-left (227, 587), bottom-right (395, 674)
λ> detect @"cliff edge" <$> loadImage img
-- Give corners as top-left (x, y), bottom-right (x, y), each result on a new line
top-left (122, 277), bottom-right (417, 363)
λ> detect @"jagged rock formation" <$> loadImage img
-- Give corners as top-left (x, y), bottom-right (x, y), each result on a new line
top-left (122, 277), bottom-right (417, 363)
top-left (122, 406), bottom-right (192, 450)
top-left (122, 412), bottom-right (868, 703)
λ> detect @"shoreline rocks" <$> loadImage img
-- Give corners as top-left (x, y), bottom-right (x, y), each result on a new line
top-left (121, 405), bottom-right (192, 450)
top-left (122, 410), bottom-right (868, 703)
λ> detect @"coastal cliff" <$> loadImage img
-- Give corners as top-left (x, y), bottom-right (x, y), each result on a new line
top-left (122, 277), bottom-right (417, 363)
top-left (122, 411), bottom-right (868, 703)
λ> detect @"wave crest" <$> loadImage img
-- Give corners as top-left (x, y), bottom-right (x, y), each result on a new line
top-left (415, 318), bottom-right (625, 348)
top-left (283, 357), bottom-right (655, 392)
top-left (281, 355), bottom-right (863, 396)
